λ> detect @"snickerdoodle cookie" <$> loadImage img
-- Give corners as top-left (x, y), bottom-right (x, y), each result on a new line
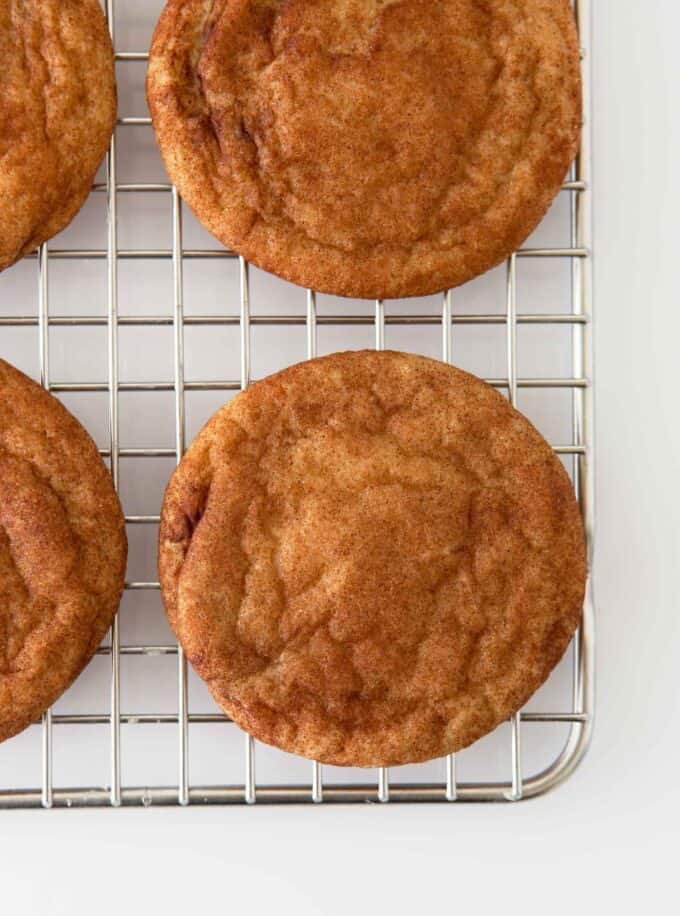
top-left (0, 0), bottom-right (116, 272)
top-left (148, 0), bottom-right (581, 298)
top-left (159, 351), bottom-right (585, 766)
top-left (0, 360), bottom-right (127, 743)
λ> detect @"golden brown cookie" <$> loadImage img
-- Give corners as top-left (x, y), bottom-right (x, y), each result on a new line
top-left (0, 0), bottom-right (116, 273)
top-left (147, 0), bottom-right (581, 299)
top-left (159, 351), bottom-right (586, 767)
top-left (0, 360), bottom-right (127, 744)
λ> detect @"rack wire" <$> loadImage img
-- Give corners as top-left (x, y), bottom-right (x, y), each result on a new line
top-left (0, 0), bottom-right (594, 808)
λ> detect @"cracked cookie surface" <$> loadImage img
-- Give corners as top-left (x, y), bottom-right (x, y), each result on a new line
top-left (0, 360), bottom-right (127, 744)
top-left (0, 0), bottom-right (116, 272)
top-left (147, 0), bottom-right (581, 298)
top-left (159, 351), bottom-right (586, 766)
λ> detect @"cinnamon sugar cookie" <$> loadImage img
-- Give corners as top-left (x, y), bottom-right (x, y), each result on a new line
top-left (159, 351), bottom-right (586, 766)
top-left (148, 0), bottom-right (581, 298)
top-left (0, 0), bottom-right (116, 272)
top-left (0, 360), bottom-right (126, 743)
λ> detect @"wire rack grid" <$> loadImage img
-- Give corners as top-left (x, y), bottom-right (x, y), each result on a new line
top-left (0, 0), bottom-right (594, 808)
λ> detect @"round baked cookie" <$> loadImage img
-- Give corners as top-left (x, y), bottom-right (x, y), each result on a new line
top-left (159, 350), bottom-right (586, 767)
top-left (0, 360), bottom-right (127, 743)
top-left (0, 0), bottom-right (116, 273)
top-left (147, 0), bottom-right (581, 299)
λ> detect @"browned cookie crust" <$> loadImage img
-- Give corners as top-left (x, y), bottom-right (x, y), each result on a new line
top-left (0, 0), bottom-right (116, 273)
top-left (147, 0), bottom-right (581, 299)
top-left (159, 351), bottom-right (586, 767)
top-left (0, 360), bottom-right (127, 744)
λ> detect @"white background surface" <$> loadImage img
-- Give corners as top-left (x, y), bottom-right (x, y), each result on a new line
top-left (1, 1), bottom-right (678, 912)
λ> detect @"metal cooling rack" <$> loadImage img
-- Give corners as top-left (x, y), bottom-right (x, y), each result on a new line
top-left (0, 0), bottom-right (594, 808)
